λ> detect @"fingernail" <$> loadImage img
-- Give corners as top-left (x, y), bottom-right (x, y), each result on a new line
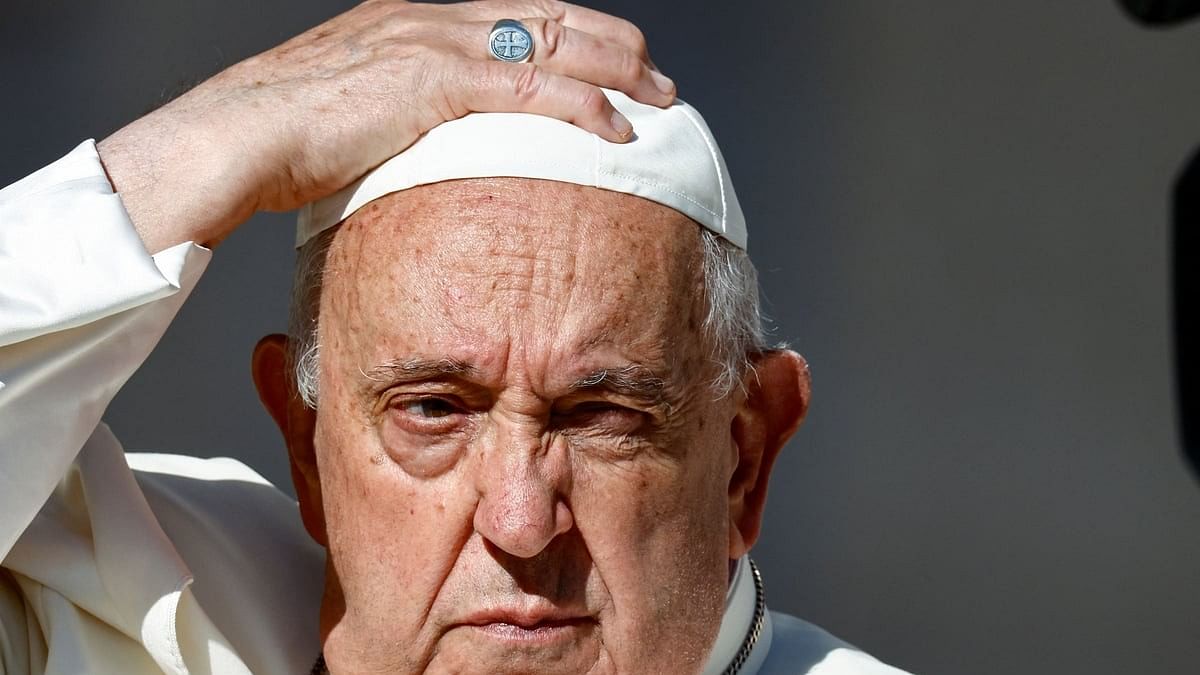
top-left (611, 110), bottom-right (633, 139)
top-left (651, 70), bottom-right (676, 96)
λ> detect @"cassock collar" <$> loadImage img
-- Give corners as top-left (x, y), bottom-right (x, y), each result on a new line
top-left (701, 556), bottom-right (774, 675)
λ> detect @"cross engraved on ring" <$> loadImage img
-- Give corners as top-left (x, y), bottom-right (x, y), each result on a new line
top-left (492, 30), bottom-right (530, 60)
top-left (489, 19), bottom-right (534, 63)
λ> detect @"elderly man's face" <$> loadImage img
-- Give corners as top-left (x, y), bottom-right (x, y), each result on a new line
top-left (254, 178), bottom-right (808, 674)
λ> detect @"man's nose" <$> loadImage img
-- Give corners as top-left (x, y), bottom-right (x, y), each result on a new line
top-left (473, 427), bottom-right (574, 559)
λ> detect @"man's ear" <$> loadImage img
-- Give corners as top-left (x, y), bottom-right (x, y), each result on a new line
top-left (727, 350), bottom-right (811, 560)
top-left (251, 334), bottom-right (327, 546)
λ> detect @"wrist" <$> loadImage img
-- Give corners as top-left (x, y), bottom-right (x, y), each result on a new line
top-left (98, 105), bottom-right (258, 254)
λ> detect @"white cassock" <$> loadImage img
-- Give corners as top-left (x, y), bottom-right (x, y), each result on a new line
top-left (0, 142), bottom-right (912, 675)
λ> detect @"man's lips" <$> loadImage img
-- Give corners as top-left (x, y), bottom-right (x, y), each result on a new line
top-left (456, 608), bottom-right (594, 643)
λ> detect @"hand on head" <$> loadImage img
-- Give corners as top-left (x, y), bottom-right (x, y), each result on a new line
top-left (97, 0), bottom-right (676, 254)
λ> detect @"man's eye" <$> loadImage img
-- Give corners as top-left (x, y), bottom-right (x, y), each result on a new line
top-left (573, 402), bottom-right (624, 415)
top-left (400, 398), bottom-right (459, 419)
top-left (556, 402), bottom-right (645, 431)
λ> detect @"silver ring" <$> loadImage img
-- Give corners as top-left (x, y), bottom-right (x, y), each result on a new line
top-left (489, 19), bottom-right (534, 63)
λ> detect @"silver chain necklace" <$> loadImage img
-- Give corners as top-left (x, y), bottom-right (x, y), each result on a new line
top-left (308, 558), bottom-right (766, 675)
top-left (721, 557), bottom-right (766, 675)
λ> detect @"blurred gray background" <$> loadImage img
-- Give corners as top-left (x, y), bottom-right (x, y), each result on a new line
top-left (4, 1), bottom-right (1199, 673)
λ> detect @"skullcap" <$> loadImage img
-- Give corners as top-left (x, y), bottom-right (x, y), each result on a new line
top-left (296, 89), bottom-right (746, 249)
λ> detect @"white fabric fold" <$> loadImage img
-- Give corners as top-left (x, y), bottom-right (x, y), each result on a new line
top-left (0, 140), bottom-right (211, 561)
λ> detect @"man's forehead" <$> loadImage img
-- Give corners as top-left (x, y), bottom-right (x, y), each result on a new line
top-left (322, 178), bottom-right (706, 381)
top-left (337, 177), bottom-right (701, 262)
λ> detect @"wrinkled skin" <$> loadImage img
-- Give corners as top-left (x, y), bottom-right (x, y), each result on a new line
top-left (253, 178), bottom-right (809, 674)
top-left (100, 0), bottom-right (674, 254)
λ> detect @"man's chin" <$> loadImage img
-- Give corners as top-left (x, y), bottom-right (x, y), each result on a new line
top-left (426, 621), bottom-right (607, 675)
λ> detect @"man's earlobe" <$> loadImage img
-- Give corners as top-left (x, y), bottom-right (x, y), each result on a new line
top-left (251, 334), bottom-right (326, 546)
top-left (727, 350), bottom-right (811, 560)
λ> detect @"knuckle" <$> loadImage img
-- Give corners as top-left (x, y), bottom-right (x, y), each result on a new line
top-left (578, 86), bottom-right (608, 117)
top-left (511, 63), bottom-right (543, 101)
top-left (539, 17), bottom-right (565, 58)
top-left (617, 49), bottom-right (643, 84)
top-left (417, 54), bottom-right (451, 97)
top-left (620, 19), bottom-right (649, 58)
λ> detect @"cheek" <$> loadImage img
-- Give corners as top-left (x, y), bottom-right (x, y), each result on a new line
top-left (570, 437), bottom-right (731, 640)
top-left (314, 405), bottom-right (474, 639)
top-left (574, 428), bottom-right (730, 546)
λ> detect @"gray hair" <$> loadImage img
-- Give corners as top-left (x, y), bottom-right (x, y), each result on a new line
top-left (287, 225), bottom-right (768, 408)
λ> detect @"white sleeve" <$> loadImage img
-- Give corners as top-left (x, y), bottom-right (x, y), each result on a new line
top-left (0, 140), bottom-right (212, 560)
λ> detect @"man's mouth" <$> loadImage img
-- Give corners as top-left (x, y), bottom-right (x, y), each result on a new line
top-left (458, 609), bottom-right (594, 644)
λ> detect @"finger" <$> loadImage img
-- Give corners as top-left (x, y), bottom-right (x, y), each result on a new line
top-left (452, 59), bottom-right (634, 143)
top-left (457, 1), bottom-right (654, 66)
top-left (525, 17), bottom-right (674, 104)
top-left (554, 2), bottom-right (653, 65)
top-left (465, 17), bottom-right (674, 106)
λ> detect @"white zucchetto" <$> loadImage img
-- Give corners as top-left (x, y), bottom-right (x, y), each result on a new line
top-left (296, 89), bottom-right (747, 249)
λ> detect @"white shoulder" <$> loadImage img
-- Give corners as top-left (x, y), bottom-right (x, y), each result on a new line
top-left (122, 452), bottom-right (319, 571)
top-left (124, 452), bottom-right (325, 673)
top-left (759, 611), bottom-right (914, 675)
top-left (122, 451), bottom-right (322, 593)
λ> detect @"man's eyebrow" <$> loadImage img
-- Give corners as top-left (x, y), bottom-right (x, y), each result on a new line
top-left (359, 358), bottom-right (477, 387)
top-left (570, 365), bottom-right (668, 404)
